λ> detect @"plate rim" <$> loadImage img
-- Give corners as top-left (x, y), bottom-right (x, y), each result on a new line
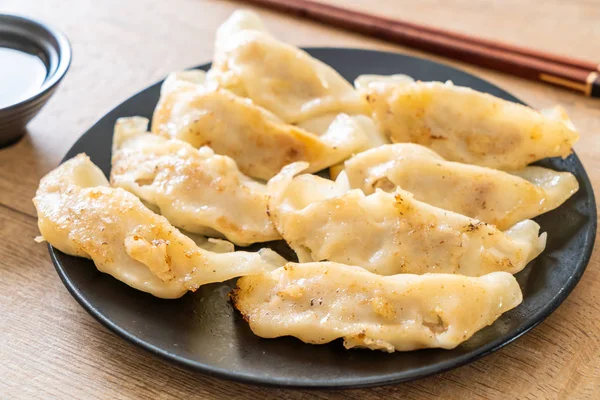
top-left (49, 47), bottom-right (597, 389)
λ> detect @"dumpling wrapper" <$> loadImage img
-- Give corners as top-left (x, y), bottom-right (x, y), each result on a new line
top-left (344, 143), bottom-right (579, 230)
top-left (295, 113), bottom-right (389, 180)
top-left (361, 79), bottom-right (579, 170)
top-left (233, 262), bottom-right (523, 352)
top-left (207, 10), bottom-right (367, 124)
top-left (354, 73), bottom-right (415, 90)
top-left (297, 113), bottom-right (388, 147)
top-left (152, 70), bottom-right (369, 180)
top-left (267, 162), bottom-right (546, 276)
top-left (111, 117), bottom-right (280, 246)
top-left (33, 154), bottom-right (285, 299)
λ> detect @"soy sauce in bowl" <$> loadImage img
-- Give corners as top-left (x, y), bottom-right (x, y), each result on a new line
top-left (0, 47), bottom-right (48, 109)
top-left (0, 14), bottom-right (71, 147)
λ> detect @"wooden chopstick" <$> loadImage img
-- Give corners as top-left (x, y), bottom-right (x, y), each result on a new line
top-left (242, 0), bottom-right (600, 97)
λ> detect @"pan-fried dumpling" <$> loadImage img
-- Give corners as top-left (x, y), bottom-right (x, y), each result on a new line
top-left (214, 8), bottom-right (269, 49)
top-left (361, 79), bottom-right (579, 170)
top-left (344, 143), bottom-right (579, 230)
top-left (33, 154), bottom-right (284, 299)
top-left (152, 72), bottom-right (369, 180)
top-left (268, 162), bottom-right (546, 276)
top-left (207, 10), bottom-right (366, 124)
top-left (111, 117), bottom-right (280, 246)
top-left (159, 68), bottom-right (211, 96)
top-left (233, 262), bottom-right (522, 352)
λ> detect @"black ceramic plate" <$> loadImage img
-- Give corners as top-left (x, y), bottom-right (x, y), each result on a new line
top-left (50, 48), bottom-right (597, 389)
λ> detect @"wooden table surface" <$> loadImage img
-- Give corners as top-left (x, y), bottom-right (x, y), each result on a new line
top-left (1, 0), bottom-right (599, 398)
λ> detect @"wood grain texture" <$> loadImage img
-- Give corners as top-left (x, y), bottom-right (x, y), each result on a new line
top-left (0, 0), bottom-right (598, 398)
top-left (242, 0), bottom-right (600, 93)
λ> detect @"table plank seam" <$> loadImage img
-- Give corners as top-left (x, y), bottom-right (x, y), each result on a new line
top-left (0, 202), bottom-right (37, 221)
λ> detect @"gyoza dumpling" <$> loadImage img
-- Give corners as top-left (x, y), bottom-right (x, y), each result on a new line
top-left (267, 162), bottom-right (546, 276)
top-left (344, 143), bottom-right (579, 230)
top-left (33, 154), bottom-right (284, 299)
top-left (111, 117), bottom-right (280, 246)
top-left (207, 10), bottom-right (366, 124)
top-left (233, 262), bottom-right (522, 352)
top-left (360, 79), bottom-right (579, 170)
top-left (152, 71), bottom-right (369, 180)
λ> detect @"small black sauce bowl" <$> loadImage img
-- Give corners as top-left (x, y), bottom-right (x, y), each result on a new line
top-left (0, 14), bottom-right (71, 147)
